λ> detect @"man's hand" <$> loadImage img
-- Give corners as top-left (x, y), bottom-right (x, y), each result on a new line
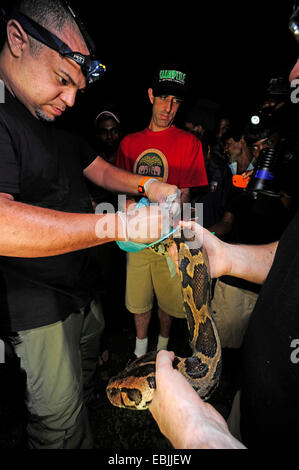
top-left (168, 221), bottom-right (233, 279)
top-left (149, 351), bottom-right (246, 449)
top-left (144, 180), bottom-right (181, 229)
top-left (117, 205), bottom-right (170, 243)
top-left (168, 220), bottom-right (276, 284)
top-left (145, 179), bottom-right (180, 205)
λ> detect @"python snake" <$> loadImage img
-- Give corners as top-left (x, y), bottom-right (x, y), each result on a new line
top-left (106, 229), bottom-right (222, 410)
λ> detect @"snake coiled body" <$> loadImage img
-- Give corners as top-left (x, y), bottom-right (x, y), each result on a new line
top-left (106, 231), bottom-right (222, 410)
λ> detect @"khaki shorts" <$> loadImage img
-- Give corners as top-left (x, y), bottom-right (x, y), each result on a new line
top-left (211, 279), bottom-right (258, 348)
top-left (125, 249), bottom-right (185, 319)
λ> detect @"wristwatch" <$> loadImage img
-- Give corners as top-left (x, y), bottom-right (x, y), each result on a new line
top-left (137, 177), bottom-right (158, 196)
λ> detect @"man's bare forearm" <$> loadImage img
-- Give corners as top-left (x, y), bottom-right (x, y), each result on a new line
top-left (0, 197), bottom-right (124, 258)
top-left (227, 241), bottom-right (278, 284)
top-left (84, 157), bottom-right (141, 195)
top-left (84, 157), bottom-right (178, 202)
top-left (180, 222), bottom-right (279, 284)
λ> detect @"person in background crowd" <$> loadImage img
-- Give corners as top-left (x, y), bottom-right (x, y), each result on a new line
top-left (87, 106), bottom-right (122, 209)
top-left (213, 115), bottom-right (232, 162)
top-left (209, 117), bottom-right (291, 352)
top-left (89, 106), bottom-right (125, 373)
top-left (217, 116), bottom-right (232, 141)
top-left (221, 126), bottom-right (255, 176)
top-left (243, 115), bottom-right (282, 164)
top-left (183, 105), bottom-right (233, 228)
top-left (94, 107), bottom-right (121, 165)
top-left (183, 97), bottom-right (220, 139)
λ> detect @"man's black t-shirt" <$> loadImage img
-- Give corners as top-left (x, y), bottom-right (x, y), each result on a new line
top-left (240, 208), bottom-right (299, 448)
top-left (0, 89), bottom-right (100, 332)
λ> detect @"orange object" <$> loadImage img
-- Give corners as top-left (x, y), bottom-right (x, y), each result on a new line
top-left (137, 176), bottom-right (156, 195)
top-left (232, 174), bottom-right (250, 188)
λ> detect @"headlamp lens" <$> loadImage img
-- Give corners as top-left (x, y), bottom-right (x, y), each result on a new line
top-left (86, 60), bottom-right (106, 84)
top-left (64, 52), bottom-right (106, 84)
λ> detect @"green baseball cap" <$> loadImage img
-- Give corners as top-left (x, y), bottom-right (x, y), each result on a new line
top-left (152, 66), bottom-right (188, 99)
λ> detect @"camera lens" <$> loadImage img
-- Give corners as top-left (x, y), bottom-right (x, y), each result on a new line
top-left (246, 147), bottom-right (280, 197)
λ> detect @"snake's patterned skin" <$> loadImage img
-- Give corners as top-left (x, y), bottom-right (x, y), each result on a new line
top-left (106, 230), bottom-right (222, 410)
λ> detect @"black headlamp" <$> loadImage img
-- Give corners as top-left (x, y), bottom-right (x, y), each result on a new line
top-left (0, 1), bottom-right (106, 85)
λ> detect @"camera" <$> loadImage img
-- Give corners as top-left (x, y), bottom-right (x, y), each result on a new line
top-left (242, 141), bottom-right (298, 199)
top-left (246, 147), bottom-right (280, 197)
top-left (233, 102), bottom-right (299, 199)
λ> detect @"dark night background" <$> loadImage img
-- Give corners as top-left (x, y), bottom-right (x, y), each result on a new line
top-left (67, 0), bottom-right (298, 138)
top-left (1, 0), bottom-right (298, 138)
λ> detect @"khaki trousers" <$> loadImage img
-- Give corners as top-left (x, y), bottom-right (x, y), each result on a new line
top-left (211, 280), bottom-right (258, 349)
top-left (15, 300), bottom-right (104, 449)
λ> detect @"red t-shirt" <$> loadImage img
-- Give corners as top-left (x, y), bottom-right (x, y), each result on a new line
top-left (116, 126), bottom-right (207, 189)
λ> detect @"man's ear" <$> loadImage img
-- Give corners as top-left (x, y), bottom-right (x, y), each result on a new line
top-left (6, 19), bottom-right (29, 57)
top-left (148, 88), bottom-right (155, 105)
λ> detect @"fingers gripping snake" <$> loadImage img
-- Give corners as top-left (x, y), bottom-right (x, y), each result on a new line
top-left (106, 230), bottom-right (222, 410)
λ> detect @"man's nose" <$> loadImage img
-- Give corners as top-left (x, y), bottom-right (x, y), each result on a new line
top-left (60, 88), bottom-right (77, 108)
top-left (165, 98), bottom-right (174, 113)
